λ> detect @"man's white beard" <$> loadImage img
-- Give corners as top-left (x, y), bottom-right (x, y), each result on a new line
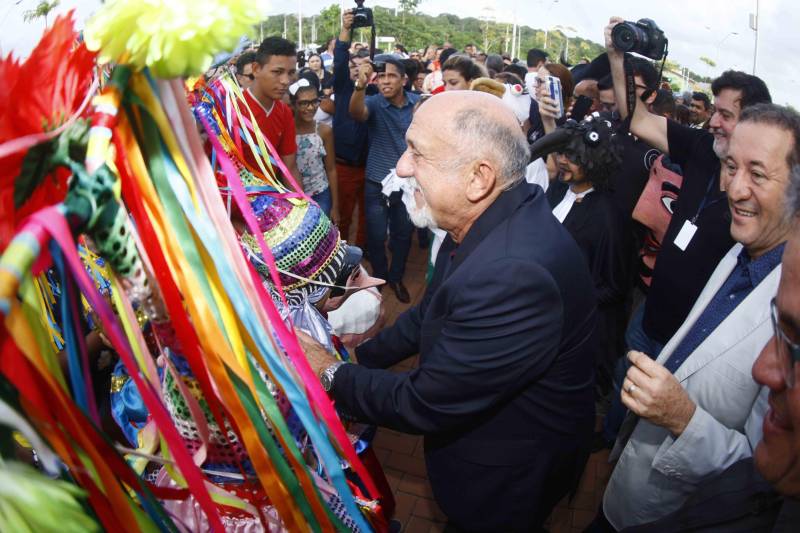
top-left (406, 177), bottom-right (437, 229)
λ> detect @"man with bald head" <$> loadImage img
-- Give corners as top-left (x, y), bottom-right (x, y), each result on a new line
top-left (300, 91), bottom-right (598, 531)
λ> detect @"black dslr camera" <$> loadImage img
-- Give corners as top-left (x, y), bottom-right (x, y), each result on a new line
top-left (352, 0), bottom-right (374, 29)
top-left (611, 18), bottom-right (668, 61)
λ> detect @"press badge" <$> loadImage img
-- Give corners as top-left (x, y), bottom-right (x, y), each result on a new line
top-left (673, 220), bottom-right (698, 251)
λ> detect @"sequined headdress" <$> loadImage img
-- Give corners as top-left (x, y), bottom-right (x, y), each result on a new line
top-left (241, 193), bottom-right (346, 306)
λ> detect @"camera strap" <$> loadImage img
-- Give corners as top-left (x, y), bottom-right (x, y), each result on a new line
top-left (624, 60), bottom-right (637, 118)
top-left (657, 41), bottom-right (669, 89)
top-left (368, 22), bottom-right (376, 60)
top-left (624, 43), bottom-right (669, 118)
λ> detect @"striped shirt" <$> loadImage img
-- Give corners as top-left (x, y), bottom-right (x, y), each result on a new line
top-left (364, 91), bottom-right (419, 183)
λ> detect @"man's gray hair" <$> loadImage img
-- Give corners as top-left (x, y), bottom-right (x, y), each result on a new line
top-left (452, 108), bottom-right (530, 189)
top-left (739, 104), bottom-right (800, 218)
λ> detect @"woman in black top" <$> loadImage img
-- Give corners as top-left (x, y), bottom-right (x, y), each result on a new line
top-left (304, 53), bottom-right (333, 96)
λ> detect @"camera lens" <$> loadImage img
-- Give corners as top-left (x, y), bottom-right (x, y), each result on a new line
top-left (611, 24), bottom-right (638, 52)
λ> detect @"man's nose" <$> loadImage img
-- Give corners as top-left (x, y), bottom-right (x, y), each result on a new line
top-left (396, 151), bottom-right (413, 178)
top-left (752, 336), bottom-right (787, 392)
top-left (726, 168), bottom-right (750, 200)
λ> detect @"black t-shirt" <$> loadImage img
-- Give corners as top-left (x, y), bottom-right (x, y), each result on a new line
top-left (610, 118), bottom-right (661, 218)
top-left (642, 120), bottom-right (734, 345)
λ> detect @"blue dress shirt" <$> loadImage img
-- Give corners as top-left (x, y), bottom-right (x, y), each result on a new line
top-left (663, 242), bottom-right (786, 374)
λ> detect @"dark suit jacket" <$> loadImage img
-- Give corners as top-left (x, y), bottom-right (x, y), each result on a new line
top-left (333, 183), bottom-right (598, 531)
top-left (547, 182), bottom-right (631, 385)
top-left (546, 181), bottom-right (630, 309)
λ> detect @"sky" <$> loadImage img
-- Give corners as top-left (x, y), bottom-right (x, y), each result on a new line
top-left (2, 0), bottom-right (798, 107)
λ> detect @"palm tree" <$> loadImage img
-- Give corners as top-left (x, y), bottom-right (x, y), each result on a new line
top-left (23, 0), bottom-right (60, 28)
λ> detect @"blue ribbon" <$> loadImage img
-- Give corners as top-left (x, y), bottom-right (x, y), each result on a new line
top-left (49, 241), bottom-right (90, 417)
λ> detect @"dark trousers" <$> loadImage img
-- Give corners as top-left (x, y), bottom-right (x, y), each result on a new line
top-left (365, 180), bottom-right (413, 283)
top-left (432, 440), bottom-right (591, 533)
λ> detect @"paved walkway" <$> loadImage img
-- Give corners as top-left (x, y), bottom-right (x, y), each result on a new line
top-left (366, 233), bottom-right (613, 532)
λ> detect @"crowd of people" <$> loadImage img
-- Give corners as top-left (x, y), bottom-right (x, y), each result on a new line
top-left (7, 4), bottom-right (800, 532)
top-left (217, 9), bottom-right (800, 531)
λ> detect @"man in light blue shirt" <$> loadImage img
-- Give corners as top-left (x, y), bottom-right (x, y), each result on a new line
top-left (350, 54), bottom-right (419, 303)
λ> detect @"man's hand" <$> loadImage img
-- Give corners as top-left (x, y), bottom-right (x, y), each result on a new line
top-left (357, 62), bottom-right (373, 88)
top-left (604, 16), bottom-right (626, 57)
top-left (621, 351), bottom-right (697, 436)
top-left (342, 9), bottom-right (354, 32)
top-left (536, 66), bottom-right (559, 134)
top-left (295, 329), bottom-right (338, 377)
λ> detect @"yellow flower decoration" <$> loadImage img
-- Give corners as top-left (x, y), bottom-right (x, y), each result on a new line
top-left (84, 0), bottom-right (267, 78)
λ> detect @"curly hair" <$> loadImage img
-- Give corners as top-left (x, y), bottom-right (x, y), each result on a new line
top-left (559, 116), bottom-right (622, 190)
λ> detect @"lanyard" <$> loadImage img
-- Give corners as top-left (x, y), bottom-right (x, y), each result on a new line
top-left (691, 172), bottom-right (726, 224)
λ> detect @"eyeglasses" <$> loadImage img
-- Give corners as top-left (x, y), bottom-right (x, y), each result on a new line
top-left (238, 73), bottom-right (255, 81)
top-left (296, 98), bottom-right (320, 108)
top-left (770, 297), bottom-right (800, 388)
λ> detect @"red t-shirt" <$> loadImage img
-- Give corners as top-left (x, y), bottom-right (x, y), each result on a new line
top-left (241, 89), bottom-right (297, 171)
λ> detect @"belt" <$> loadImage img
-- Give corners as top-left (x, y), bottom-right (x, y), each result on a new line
top-left (335, 157), bottom-right (364, 167)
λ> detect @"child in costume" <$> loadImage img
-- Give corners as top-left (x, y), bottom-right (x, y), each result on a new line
top-left (1, 5), bottom-right (392, 528)
top-left (189, 66), bottom-right (395, 529)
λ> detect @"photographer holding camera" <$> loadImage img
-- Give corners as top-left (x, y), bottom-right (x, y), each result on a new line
top-left (604, 17), bottom-right (771, 361)
top-left (331, 7), bottom-right (378, 251)
top-left (349, 50), bottom-right (419, 303)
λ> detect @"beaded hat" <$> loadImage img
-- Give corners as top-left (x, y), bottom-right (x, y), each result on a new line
top-left (241, 194), bottom-right (346, 306)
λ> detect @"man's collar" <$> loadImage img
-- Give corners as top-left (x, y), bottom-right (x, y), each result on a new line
top-left (245, 87), bottom-right (274, 116)
top-left (447, 182), bottom-right (538, 274)
top-left (737, 241), bottom-right (787, 288)
top-left (379, 90), bottom-right (413, 109)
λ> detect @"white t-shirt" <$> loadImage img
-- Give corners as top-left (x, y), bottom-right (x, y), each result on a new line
top-left (314, 94), bottom-right (334, 127)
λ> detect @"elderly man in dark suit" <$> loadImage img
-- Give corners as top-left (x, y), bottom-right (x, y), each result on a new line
top-left (300, 91), bottom-right (598, 532)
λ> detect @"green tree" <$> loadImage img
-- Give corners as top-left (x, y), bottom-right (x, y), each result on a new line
top-left (317, 4), bottom-right (342, 44)
top-left (398, 0), bottom-right (421, 23)
top-left (23, 0), bottom-right (60, 28)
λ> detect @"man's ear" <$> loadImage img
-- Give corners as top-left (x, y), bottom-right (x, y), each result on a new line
top-left (465, 159), bottom-right (499, 202)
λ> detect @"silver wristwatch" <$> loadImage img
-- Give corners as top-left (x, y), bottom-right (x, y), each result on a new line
top-left (320, 362), bottom-right (346, 392)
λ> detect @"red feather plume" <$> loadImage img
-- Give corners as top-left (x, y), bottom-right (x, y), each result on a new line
top-left (0, 11), bottom-right (97, 250)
